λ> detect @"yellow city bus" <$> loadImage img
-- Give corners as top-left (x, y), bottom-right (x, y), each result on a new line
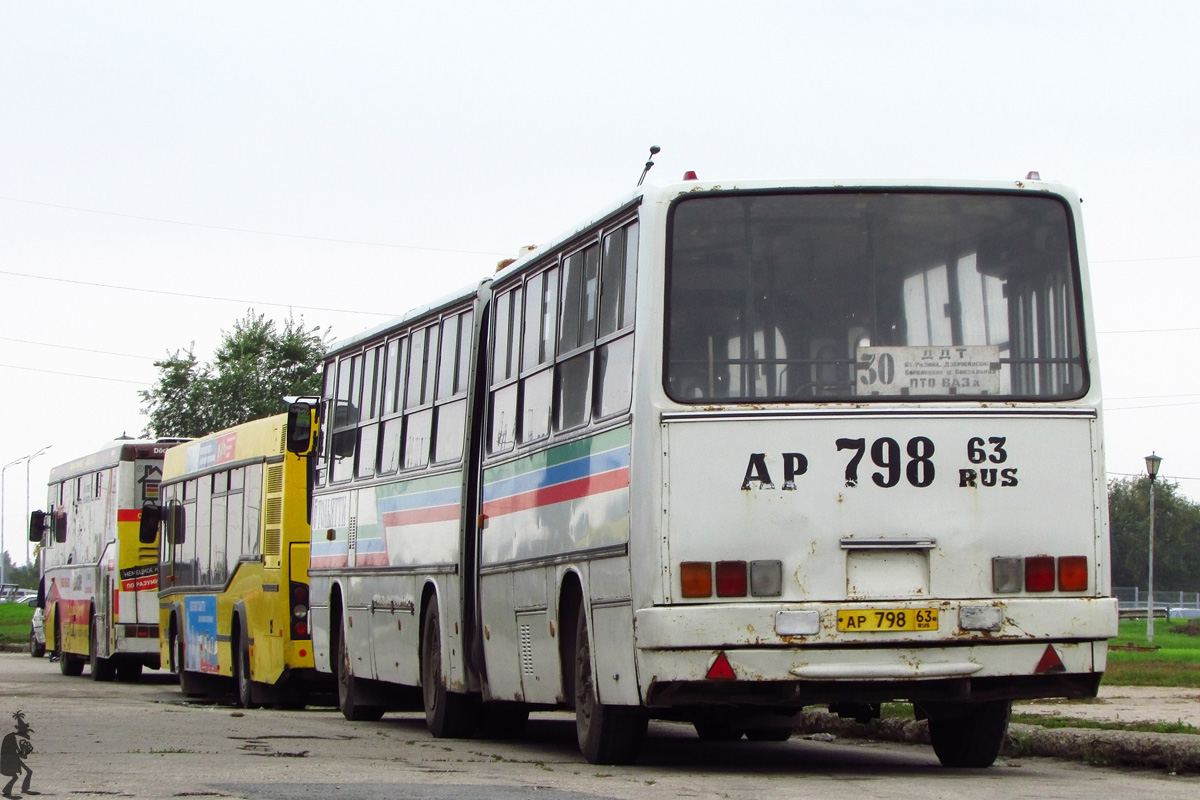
top-left (30, 439), bottom-right (177, 681)
top-left (145, 413), bottom-right (320, 707)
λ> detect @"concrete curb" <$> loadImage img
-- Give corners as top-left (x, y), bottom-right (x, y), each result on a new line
top-left (794, 709), bottom-right (1200, 773)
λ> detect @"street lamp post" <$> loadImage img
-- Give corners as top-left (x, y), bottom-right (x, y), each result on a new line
top-left (1145, 451), bottom-right (1162, 644)
top-left (0, 446), bottom-right (52, 586)
top-left (1, 458), bottom-right (25, 586)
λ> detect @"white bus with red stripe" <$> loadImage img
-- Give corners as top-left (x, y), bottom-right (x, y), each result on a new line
top-left (30, 439), bottom-right (178, 681)
top-left (292, 174), bottom-right (1116, 768)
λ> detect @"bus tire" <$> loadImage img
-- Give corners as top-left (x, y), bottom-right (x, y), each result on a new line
top-left (926, 700), bottom-right (1011, 768)
top-left (173, 626), bottom-right (205, 698)
top-left (89, 618), bottom-right (115, 681)
top-left (234, 625), bottom-right (259, 710)
top-left (55, 613), bottom-right (84, 676)
top-left (335, 619), bottom-right (384, 722)
top-left (59, 647), bottom-right (84, 676)
top-left (573, 604), bottom-right (646, 765)
top-left (420, 601), bottom-right (476, 738)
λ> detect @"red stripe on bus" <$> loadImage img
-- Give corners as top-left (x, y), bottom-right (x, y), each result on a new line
top-left (380, 504), bottom-right (460, 527)
top-left (121, 576), bottom-right (159, 592)
top-left (117, 509), bottom-right (142, 522)
top-left (482, 467), bottom-right (629, 519)
top-left (355, 552), bottom-right (390, 566)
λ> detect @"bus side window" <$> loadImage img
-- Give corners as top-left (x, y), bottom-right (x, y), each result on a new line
top-left (490, 287), bottom-right (522, 454)
top-left (595, 220), bottom-right (637, 418)
top-left (520, 268), bottom-right (556, 443)
top-left (330, 355), bottom-right (358, 483)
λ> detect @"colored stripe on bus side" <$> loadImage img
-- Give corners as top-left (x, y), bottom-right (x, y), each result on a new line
top-left (482, 465), bottom-right (630, 518)
top-left (481, 431), bottom-right (632, 519)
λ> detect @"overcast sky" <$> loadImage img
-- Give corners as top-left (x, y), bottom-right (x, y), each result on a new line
top-left (2, 1), bottom-right (1198, 565)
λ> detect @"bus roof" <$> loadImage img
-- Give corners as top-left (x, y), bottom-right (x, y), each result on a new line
top-left (488, 173), bottom-right (1076, 285)
top-left (326, 173), bottom-right (1079, 358)
top-left (47, 439), bottom-right (180, 484)
top-left (160, 413), bottom-right (290, 482)
top-left (325, 278), bottom-right (491, 357)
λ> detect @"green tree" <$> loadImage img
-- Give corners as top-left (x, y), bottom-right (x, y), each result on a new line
top-left (140, 311), bottom-right (328, 438)
top-left (1108, 476), bottom-right (1200, 592)
top-left (1, 550), bottom-right (38, 588)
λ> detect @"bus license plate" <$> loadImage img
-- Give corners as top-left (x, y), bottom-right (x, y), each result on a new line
top-left (837, 608), bottom-right (939, 632)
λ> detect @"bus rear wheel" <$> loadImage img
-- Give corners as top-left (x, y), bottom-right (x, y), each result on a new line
top-left (926, 700), bottom-right (1011, 768)
top-left (573, 604), bottom-right (646, 764)
top-left (420, 601), bottom-right (476, 738)
top-left (90, 618), bottom-right (115, 681)
top-left (173, 624), bottom-right (205, 698)
top-left (335, 619), bottom-right (384, 721)
top-left (234, 626), bottom-right (259, 709)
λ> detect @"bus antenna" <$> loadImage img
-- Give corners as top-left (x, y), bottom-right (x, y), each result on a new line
top-left (637, 145), bottom-right (661, 186)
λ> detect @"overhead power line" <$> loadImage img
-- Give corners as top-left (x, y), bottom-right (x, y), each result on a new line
top-left (0, 269), bottom-right (395, 317)
top-left (0, 336), bottom-right (153, 360)
top-left (0, 194), bottom-right (512, 257)
top-left (0, 363), bottom-right (149, 385)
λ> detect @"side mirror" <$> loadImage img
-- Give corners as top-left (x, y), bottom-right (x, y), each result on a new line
top-left (286, 402), bottom-right (318, 455)
top-left (28, 510), bottom-right (46, 543)
top-left (167, 501), bottom-right (186, 545)
top-left (139, 502), bottom-right (161, 544)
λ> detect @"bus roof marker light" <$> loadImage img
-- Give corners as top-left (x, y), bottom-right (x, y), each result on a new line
top-left (706, 651), bottom-right (736, 680)
top-left (682, 170), bottom-right (699, 181)
top-left (1026, 171), bottom-right (1041, 181)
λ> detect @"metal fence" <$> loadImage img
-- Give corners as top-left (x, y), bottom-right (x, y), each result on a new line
top-left (1114, 586), bottom-right (1200, 617)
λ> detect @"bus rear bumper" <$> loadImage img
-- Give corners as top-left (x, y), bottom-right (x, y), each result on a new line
top-left (642, 666), bottom-right (1103, 709)
top-left (634, 598), bottom-right (1116, 708)
top-left (635, 597), bottom-right (1118, 649)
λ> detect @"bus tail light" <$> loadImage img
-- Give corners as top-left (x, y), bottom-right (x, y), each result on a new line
top-left (290, 581), bottom-right (311, 640)
top-left (123, 624), bottom-right (158, 638)
top-left (750, 560), bottom-right (783, 597)
top-left (681, 562), bottom-right (713, 598)
top-left (1024, 556), bottom-right (1056, 592)
top-left (1058, 556), bottom-right (1089, 591)
top-left (715, 561), bottom-right (748, 597)
top-left (682, 560), bottom-right (783, 598)
top-left (993, 556), bottom-right (1089, 592)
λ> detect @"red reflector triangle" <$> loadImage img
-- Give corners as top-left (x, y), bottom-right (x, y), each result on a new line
top-left (706, 651), bottom-right (736, 680)
top-left (1035, 644), bottom-right (1066, 674)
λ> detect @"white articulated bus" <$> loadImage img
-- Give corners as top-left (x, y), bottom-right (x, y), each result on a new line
top-left (290, 175), bottom-right (1117, 767)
